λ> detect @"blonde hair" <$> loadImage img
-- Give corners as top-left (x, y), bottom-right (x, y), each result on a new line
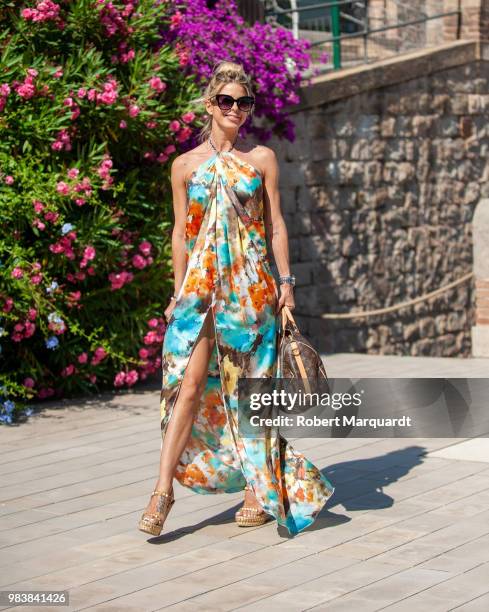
top-left (192, 61), bottom-right (255, 144)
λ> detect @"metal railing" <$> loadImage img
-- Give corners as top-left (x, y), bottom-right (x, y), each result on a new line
top-left (262, 0), bottom-right (462, 72)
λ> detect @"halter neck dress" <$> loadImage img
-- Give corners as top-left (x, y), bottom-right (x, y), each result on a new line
top-left (160, 148), bottom-right (335, 534)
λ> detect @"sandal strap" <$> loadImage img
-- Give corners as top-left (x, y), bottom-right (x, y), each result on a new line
top-left (152, 489), bottom-right (173, 497)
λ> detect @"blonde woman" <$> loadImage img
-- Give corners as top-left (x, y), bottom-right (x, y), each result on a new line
top-left (139, 61), bottom-right (334, 536)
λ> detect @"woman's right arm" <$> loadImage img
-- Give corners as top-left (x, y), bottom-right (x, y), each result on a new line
top-left (165, 156), bottom-right (188, 317)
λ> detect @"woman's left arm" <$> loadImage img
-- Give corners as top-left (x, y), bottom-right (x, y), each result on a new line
top-left (260, 146), bottom-right (295, 314)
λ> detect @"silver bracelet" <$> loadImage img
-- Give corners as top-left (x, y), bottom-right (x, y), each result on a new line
top-left (279, 274), bottom-right (296, 286)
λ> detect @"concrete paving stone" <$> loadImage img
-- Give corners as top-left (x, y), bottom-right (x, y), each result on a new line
top-left (428, 439), bottom-right (489, 463)
top-left (419, 536), bottom-right (489, 574)
top-left (378, 564), bottom-right (489, 610)
top-left (159, 580), bottom-right (287, 611)
top-left (315, 566), bottom-right (453, 607)
top-left (453, 592), bottom-right (489, 611)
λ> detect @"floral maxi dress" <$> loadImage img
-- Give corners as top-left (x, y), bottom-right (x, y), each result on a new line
top-left (160, 149), bottom-right (335, 534)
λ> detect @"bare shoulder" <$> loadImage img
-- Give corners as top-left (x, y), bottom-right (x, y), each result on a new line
top-left (252, 144), bottom-right (278, 177)
top-left (170, 153), bottom-right (187, 180)
top-left (171, 146), bottom-right (208, 183)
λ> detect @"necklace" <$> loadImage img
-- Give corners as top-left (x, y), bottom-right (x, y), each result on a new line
top-left (208, 133), bottom-right (238, 154)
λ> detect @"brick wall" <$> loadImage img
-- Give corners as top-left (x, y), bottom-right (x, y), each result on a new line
top-left (267, 41), bottom-right (489, 356)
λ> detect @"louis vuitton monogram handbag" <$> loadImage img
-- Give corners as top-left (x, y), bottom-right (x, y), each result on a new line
top-left (277, 306), bottom-right (330, 403)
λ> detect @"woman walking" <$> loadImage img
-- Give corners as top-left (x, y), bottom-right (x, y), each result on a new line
top-left (138, 61), bottom-right (334, 537)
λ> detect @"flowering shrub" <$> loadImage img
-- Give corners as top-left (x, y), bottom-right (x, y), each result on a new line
top-left (0, 0), bottom-right (202, 422)
top-left (163, 0), bottom-right (312, 142)
top-left (1, 0), bottom-right (314, 424)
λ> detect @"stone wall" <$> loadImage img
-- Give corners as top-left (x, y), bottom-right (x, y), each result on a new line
top-left (268, 41), bottom-right (489, 356)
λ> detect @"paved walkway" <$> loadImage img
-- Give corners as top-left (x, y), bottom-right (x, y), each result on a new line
top-left (1, 354), bottom-right (488, 611)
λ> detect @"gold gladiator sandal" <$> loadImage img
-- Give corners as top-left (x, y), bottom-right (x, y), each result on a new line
top-left (138, 488), bottom-right (175, 536)
top-left (235, 485), bottom-right (269, 527)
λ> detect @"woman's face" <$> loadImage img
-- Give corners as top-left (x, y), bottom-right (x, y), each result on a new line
top-left (206, 82), bottom-right (251, 132)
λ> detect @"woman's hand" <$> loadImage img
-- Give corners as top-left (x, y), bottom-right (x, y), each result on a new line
top-left (163, 299), bottom-right (177, 323)
top-left (276, 284), bottom-right (295, 315)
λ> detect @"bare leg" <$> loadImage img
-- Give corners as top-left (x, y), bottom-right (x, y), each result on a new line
top-left (144, 306), bottom-right (262, 515)
top-left (143, 307), bottom-right (216, 515)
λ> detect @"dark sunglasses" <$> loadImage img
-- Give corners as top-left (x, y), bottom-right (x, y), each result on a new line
top-left (213, 94), bottom-right (255, 113)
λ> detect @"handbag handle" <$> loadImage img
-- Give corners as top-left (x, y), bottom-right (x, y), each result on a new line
top-left (281, 305), bottom-right (299, 332)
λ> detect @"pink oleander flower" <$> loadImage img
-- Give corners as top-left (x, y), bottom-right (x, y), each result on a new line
top-left (139, 240), bottom-right (152, 256)
top-left (89, 374), bottom-right (97, 384)
top-left (51, 129), bottom-right (71, 151)
top-left (119, 119), bottom-right (127, 128)
top-left (75, 198), bottom-right (86, 206)
top-left (149, 77), bottom-right (167, 93)
top-left (97, 77), bottom-right (119, 105)
top-left (24, 321), bottom-right (36, 337)
top-left (33, 200), bottom-right (44, 213)
top-left (78, 352), bottom-right (88, 364)
top-left (139, 348), bottom-right (149, 358)
top-left (77, 88), bottom-right (87, 98)
top-left (28, 308), bottom-right (37, 320)
top-left (32, 219), bottom-right (46, 230)
top-left (181, 111), bottom-right (195, 123)
top-left (11, 267), bottom-right (23, 279)
top-left (108, 270), bottom-right (134, 290)
top-left (83, 246), bottom-right (96, 260)
top-left (23, 377), bottom-right (35, 388)
top-left (128, 104), bottom-right (140, 117)
top-left (169, 120), bottom-right (180, 132)
top-left (125, 369), bottom-right (138, 386)
top-left (114, 371), bottom-right (126, 387)
top-left (3, 297), bottom-right (14, 312)
top-left (177, 126), bottom-right (192, 143)
top-left (53, 68), bottom-right (63, 78)
top-left (147, 318), bottom-right (159, 328)
top-left (31, 274), bottom-right (42, 284)
top-left (157, 153), bottom-right (168, 164)
top-left (164, 144), bottom-right (176, 155)
top-left (132, 254), bottom-right (147, 269)
top-left (61, 364), bottom-right (76, 377)
top-left (56, 181), bottom-right (70, 195)
top-left (38, 387), bottom-right (55, 399)
top-left (4, 175), bottom-right (14, 185)
top-left (44, 210), bottom-right (60, 222)
top-left (67, 168), bottom-right (79, 179)
top-left (22, 1), bottom-right (60, 23)
top-left (91, 346), bottom-right (107, 366)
